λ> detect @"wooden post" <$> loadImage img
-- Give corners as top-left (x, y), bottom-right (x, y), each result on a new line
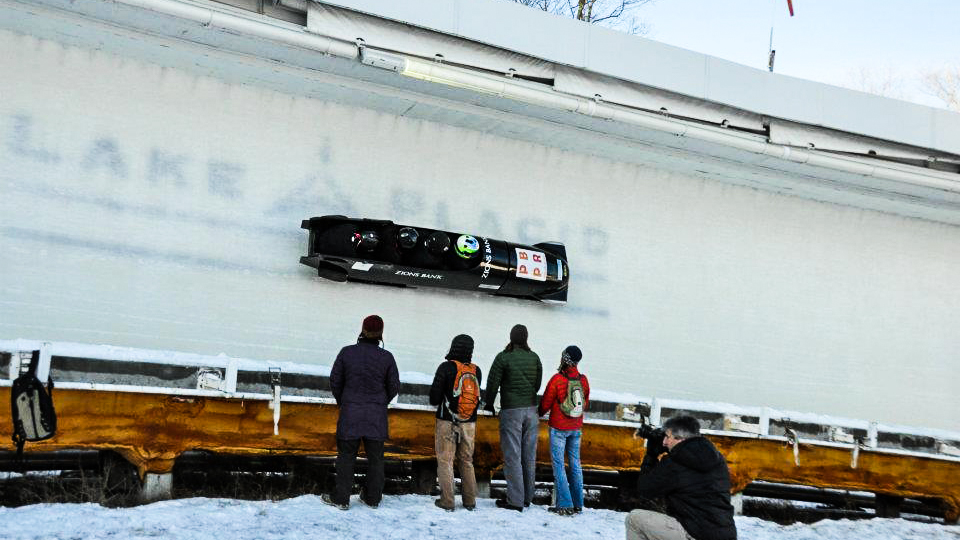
top-left (875, 493), bottom-right (903, 518)
top-left (410, 460), bottom-right (436, 495)
top-left (731, 492), bottom-right (744, 515)
top-left (140, 473), bottom-right (173, 503)
top-left (618, 470), bottom-right (640, 510)
top-left (475, 469), bottom-right (492, 499)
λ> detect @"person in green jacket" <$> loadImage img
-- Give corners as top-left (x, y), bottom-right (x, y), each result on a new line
top-left (484, 324), bottom-right (543, 511)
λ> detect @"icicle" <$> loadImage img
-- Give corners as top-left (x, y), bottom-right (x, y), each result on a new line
top-left (785, 428), bottom-right (800, 466)
top-left (268, 367), bottom-right (282, 436)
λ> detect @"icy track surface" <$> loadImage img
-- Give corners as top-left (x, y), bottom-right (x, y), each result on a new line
top-left (1, 495), bottom-right (958, 540)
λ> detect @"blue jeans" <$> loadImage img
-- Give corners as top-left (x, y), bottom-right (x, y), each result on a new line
top-left (549, 427), bottom-right (583, 509)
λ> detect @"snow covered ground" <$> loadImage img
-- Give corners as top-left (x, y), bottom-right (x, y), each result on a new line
top-left (0, 495), bottom-right (957, 540)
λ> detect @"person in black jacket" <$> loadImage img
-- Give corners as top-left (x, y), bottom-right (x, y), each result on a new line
top-left (428, 334), bottom-right (483, 511)
top-left (626, 415), bottom-right (737, 540)
top-left (322, 314), bottom-right (400, 510)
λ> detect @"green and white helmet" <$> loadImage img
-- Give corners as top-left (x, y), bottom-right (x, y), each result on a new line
top-left (455, 235), bottom-right (480, 259)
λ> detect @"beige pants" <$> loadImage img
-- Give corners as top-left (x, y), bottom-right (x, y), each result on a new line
top-left (625, 509), bottom-right (695, 540)
top-left (435, 419), bottom-right (477, 509)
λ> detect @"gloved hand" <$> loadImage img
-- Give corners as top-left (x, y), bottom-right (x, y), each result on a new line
top-left (640, 436), bottom-right (669, 474)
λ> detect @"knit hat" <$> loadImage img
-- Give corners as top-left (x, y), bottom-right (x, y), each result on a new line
top-left (361, 315), bottom-right (384, 339)
top-left (561, 345), bottom-right (582, 365)
top-left (445, 334), bottom-right (474, 362)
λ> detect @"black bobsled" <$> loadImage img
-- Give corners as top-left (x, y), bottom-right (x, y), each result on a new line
top-left (300, 216), bottom-right (569, 303)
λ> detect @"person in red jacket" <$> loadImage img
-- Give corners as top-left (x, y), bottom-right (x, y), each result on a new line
top-left (538, 345), bottom-right (590, 516)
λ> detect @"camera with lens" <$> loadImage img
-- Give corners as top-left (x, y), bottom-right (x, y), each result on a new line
top-left (636, 422), bottom-right (668, 474)
top-left (635, 422), bottom-right (665, 442)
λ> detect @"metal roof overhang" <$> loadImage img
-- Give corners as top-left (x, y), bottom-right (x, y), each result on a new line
top-left (317, 0), bottom-right (960, 158)
top-left (3, 0), bottom-right (960, 225)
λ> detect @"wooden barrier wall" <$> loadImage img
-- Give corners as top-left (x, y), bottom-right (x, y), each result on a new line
top-left (2, 388), bottom-right (957, 520)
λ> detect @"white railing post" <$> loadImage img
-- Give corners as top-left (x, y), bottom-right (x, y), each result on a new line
top-left (37, 342), bottom-right (53, 381)
top-left (8, 352), bottom-right (21, 380)
top-left (867, 421), bottom-right (879, 448)
top-left (760, 407), bottom-right (771, 436)
top-left (224, 359), bottom-right (238, 393)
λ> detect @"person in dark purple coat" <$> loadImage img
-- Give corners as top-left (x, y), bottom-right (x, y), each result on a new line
top-left (322, 314), bottom-right (400, 510)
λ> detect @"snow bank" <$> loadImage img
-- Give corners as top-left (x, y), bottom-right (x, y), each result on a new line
top-left (0, 495), bottom-right (956, 540)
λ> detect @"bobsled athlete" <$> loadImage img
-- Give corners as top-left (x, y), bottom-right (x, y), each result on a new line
top-left (626, 415), bottom-right (737, 540)
top-left (322, 315), bottom-right (400, 510)
top-left (351, 230), bottom-right (380, 254)
top-left (446, 234), bottom-right (481, 271)
top-left (400, 230), bottom-right (449, 269)
top-left (397, 227), bottom-right (419, 250)
top-left (315, 222), bottom-right (359, 257)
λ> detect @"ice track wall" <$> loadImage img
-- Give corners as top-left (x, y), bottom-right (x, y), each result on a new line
top-left (1, 29), bottom-right (958, 430)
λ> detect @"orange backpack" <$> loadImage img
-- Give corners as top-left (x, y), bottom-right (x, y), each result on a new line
top-left (448, 360), bottom-right (480, 422)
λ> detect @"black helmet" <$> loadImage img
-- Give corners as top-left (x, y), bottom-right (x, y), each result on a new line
top-left (424, 231), bottom-right (451, 256)
top-left (397, 227), bottom-right (419, 250)
top-left (352, 231), bottom-right (379, 252)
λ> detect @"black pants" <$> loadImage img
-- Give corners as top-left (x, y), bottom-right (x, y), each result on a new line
top-left (333, 437), bottom-right (385, 505)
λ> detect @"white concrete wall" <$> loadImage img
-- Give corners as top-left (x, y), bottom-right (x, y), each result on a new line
top-left (1, 30), bottom-right (958, 430)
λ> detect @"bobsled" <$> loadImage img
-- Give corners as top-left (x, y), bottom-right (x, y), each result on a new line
top-left (300, 216), bottom-right (569, 303)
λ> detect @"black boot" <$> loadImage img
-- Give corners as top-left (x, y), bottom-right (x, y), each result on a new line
top-left (321, 494), bottom-right (349, 511)
top-left (359, 493), bottom-right (379, 508)
top-left (548, 507), bottom-right (574, 516)
top-left (495, 499), bottom-right (523, 512)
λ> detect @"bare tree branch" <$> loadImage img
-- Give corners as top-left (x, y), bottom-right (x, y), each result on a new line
top-left (506, 0), bottom-right (654, 35)
top-left (921, 65), bottom-right (960, 112)
top-left (842, 65), bottom-right (907, 100)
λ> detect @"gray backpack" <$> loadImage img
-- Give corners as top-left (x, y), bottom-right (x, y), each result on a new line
top-left (10, 350), bottom-right (57, 458)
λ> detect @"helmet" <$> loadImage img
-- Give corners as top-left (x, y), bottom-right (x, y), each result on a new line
top-left (424, 231), bottom-right (451, 256)
top-left (352, 231), bottom-right (379, 252)
top-left (455, 235), bottom-right (480, 259)
top-left (397, 227), bottom-right (419, 250)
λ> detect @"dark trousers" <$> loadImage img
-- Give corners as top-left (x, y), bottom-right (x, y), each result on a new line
top-left (334, 437), bottom-right (385, 505)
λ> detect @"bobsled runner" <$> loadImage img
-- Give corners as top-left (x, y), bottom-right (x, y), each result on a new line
top-left (300, 216), bottom-right (569, 303)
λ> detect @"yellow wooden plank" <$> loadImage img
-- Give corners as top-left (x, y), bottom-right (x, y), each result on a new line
top-left (2, 388), bottom-right (957, 520)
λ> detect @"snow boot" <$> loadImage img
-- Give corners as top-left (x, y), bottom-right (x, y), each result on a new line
top-left (321, 494), bottom-right (348, 510)
top-left (495, 499), bottom-right (523, 512)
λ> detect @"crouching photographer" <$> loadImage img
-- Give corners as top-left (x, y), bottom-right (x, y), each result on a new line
top-left (625, 415), bottom-right (737, 540)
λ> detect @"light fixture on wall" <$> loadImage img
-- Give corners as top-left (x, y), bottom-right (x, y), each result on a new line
top-left (359, 48), bottom-right (406, 72)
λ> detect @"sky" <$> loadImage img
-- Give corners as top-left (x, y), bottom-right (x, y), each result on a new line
top-left (636, 0), bottom-right (960, 108)
top-left (0, 494), bottom-right (957, 540)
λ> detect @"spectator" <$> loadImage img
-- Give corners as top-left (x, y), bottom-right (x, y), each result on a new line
top-left (429, 334), bottom-right (483, 511)
top-left (484, 324), bottom-right (542, 511)
top-left (538, 345), bottom-right (589, 516)
top-left (322, 315), bottom-right (400, 510)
